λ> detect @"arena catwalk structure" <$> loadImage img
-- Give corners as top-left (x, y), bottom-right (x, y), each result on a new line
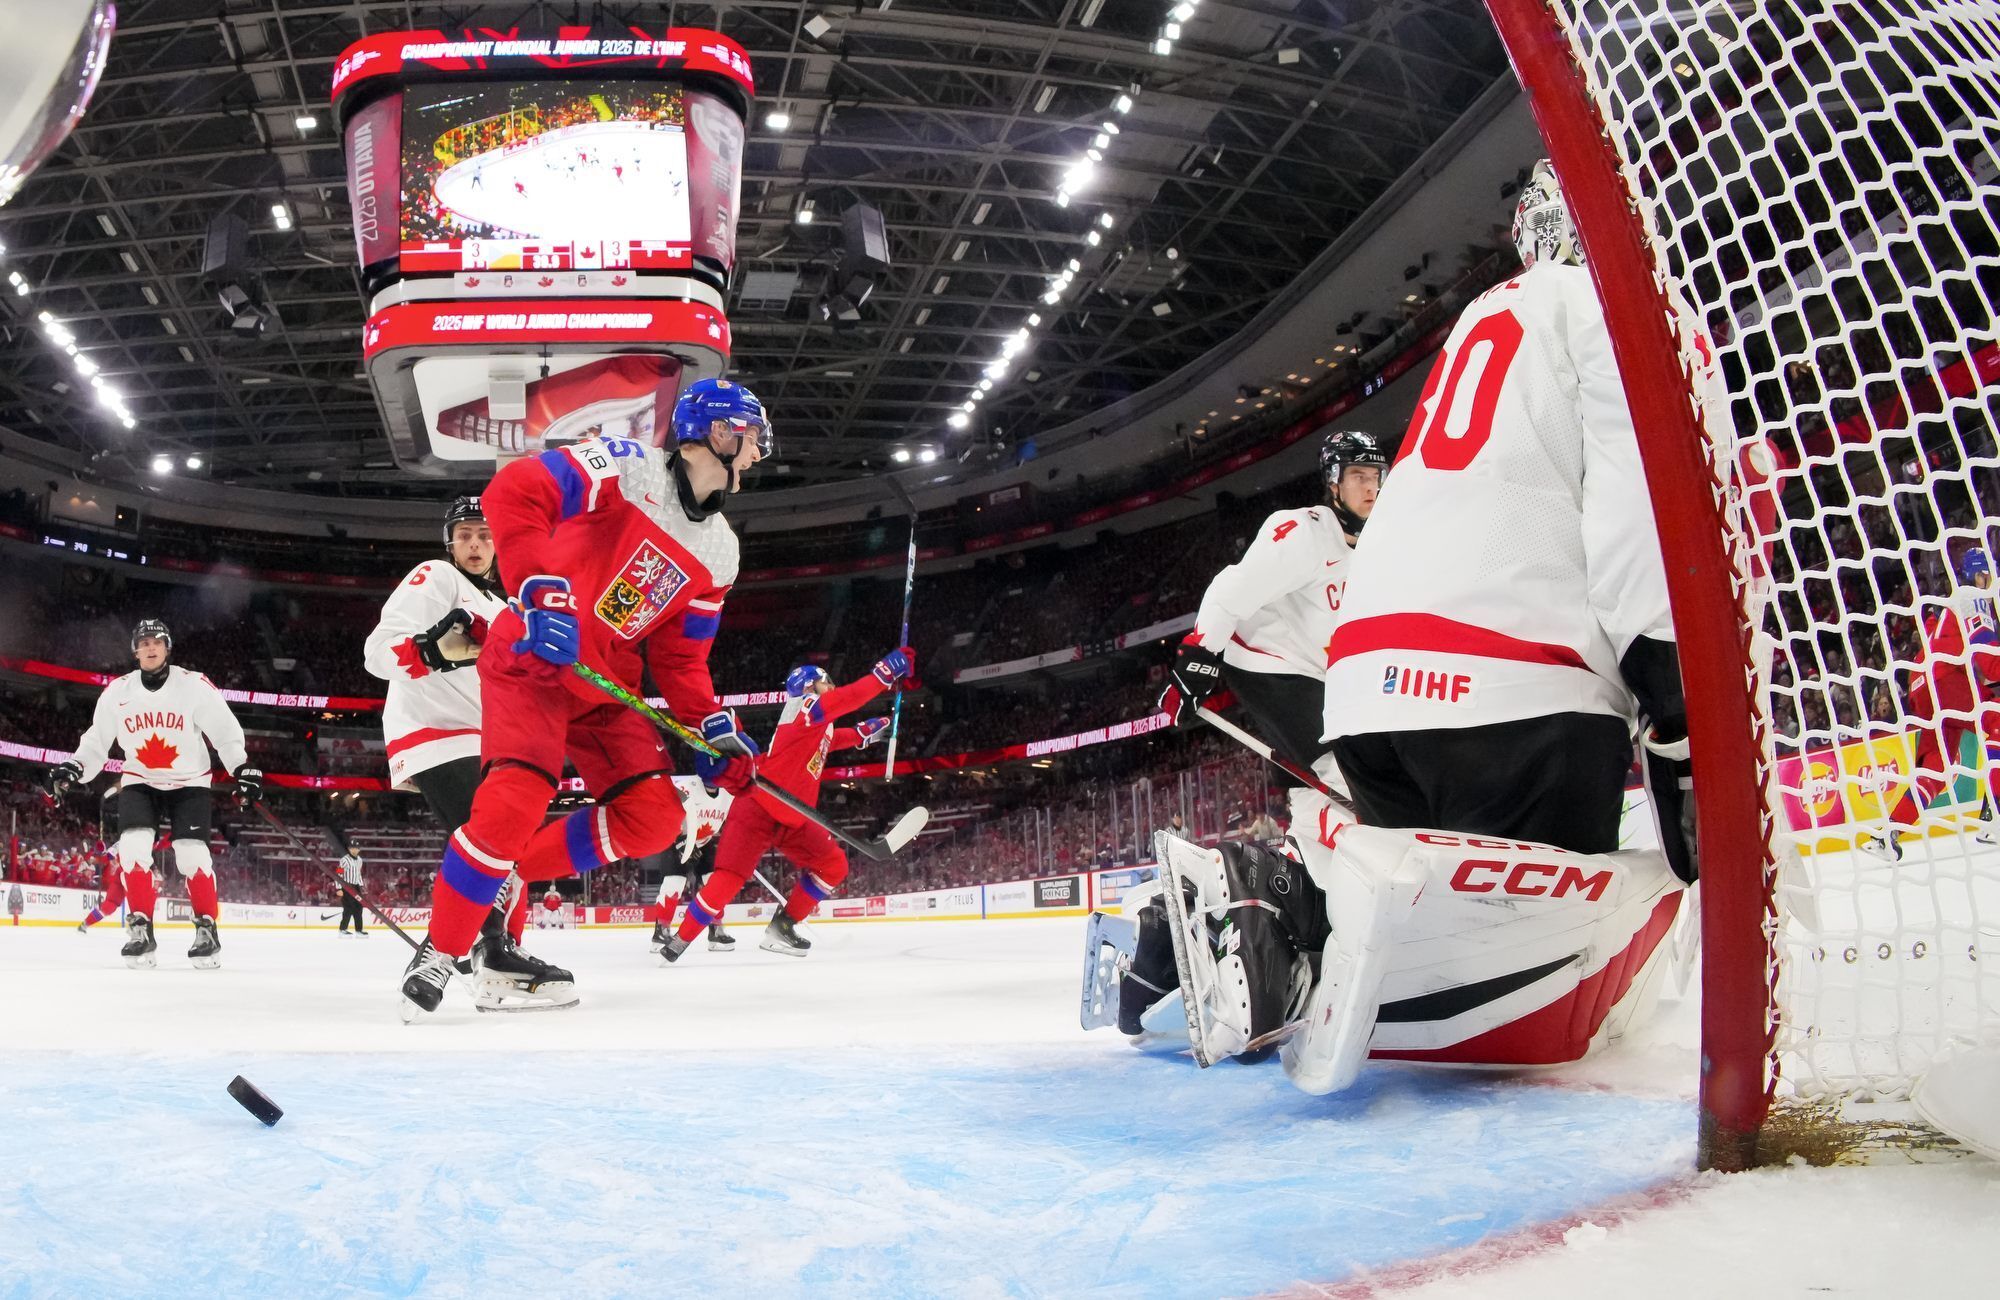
top-left (3, 5), bottom-right (1998, 1299)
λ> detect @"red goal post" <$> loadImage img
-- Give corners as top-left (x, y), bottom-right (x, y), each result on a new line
top-left (1484, 0), bottom-right (2000, 1169)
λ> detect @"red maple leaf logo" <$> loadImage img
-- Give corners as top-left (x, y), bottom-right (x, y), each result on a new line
top-left (392, 637), bottom-right (431, 680)
top-left (610, 274), bottom-right (629, 287)
top-left (133, 734), bottom-right (180, 770)
top-left (464, 277), bottom-right (482, 287)
top-left (537, 276), bottom-right (555, 288)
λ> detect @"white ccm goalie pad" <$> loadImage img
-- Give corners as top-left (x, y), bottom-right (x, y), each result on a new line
top-left (1283, 813), bottom-right (1686, 1095)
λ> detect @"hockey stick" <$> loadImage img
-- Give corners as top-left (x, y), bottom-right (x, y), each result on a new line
top-left (248, 800), bottom-right (426, 954)
top-left (883, 483), bottom-right (920, 779)
top-left (570, 663), bottom-right (928, 861)
top-left (1192, 705), bottom-right (1359, 821)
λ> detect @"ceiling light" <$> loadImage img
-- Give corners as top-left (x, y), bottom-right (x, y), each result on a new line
top-left (294, 113), bottom-right (318, 131)
top-left (1277, 47), bottom-right (1302, 65)
top-left (1042, 290), bottom-right (1060, 305)
top-left (893, 447), bottom-right (912, 463)
top-left (978, 379), bottom-right (993, 392)
top-left (914, 307), bottom-right (931, 326)
top-left (121, 416), bottom-right (136, 429)
top-left (1080, 0), bottom-right (1106, 27)
top-left (952, 240), bottom-right (969, 261)
top-left (1165, 247), bottom-right (1179, 260)
top-left (1153, 38), bottom-right (1172, 55)
top-left (73, 354), bottom-right (98, 376)
top-left (96, 213), bottom-right (117, 236)
top-left (1098, 212), bottom-right (1115, 229)
top-left (140, 283), bottom-right (157, 303)
top-left (1026, 313), bottom-right (1042, 327)
top-left (1152, 302), bottom-right (1173, 316)
top-left (185, 455), bottom-right (202, 470)
top-left (899, 337), bottom-right (914, 353)
top-left (271, 202), bottom-right (292, 231)
top-left (947, 412), bottom-right (969, 430)
top-left (972, 201), bottom-right (991, 225)
top-left (1066, 258), bottom-right (1082, 272)
top-left (1061, 158), bottom-right (1095, 192)
top-left (1054, 193), bottom-right (1070, 208)
top-left (1085, 147), bottom-right (1103, 162)
top-left (1165, 22), bottom-right (1183, 40)
top-left (1033, 84), bottom-right (1056, 113)
top-left (766, 110), bottom-right (792, 130)
top-left (160, 317), bottom-right (177, 334)
top-left (933, 275), bottom-right (950, 294)
top-left (1101, 121), bottom-right (1119, 136)
top-left (150, 455), bottom-right (172, 474)
top-left (919, 447), bottom-right (938, 463)
top-left (971, 389), bottom-right (986, 402)
top-left (1093, 133), bottom-right (1110, 149)
top-left (795, 204), bottom-right (815, 225)
top-left (1173, 2), bottom-right (1197, 19)
top-left (804, 13), bottom-right (834, 40)
top-left (1115, 93), bottom-right (1134, 114)
top-left (119, 251), bottom-right (138, 273)
top-left (1085, 230), bottom-right (1102, 247)
top-left (178, 346), bottom-right (194, 362)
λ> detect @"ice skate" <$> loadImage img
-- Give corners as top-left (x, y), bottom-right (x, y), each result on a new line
top-left (759, 912), bottom-right (814, 957)
top-left (1858, 832), bottom-right (1903, 863)
top-left (470, 930), bottom-right (578, 1012)
top-left (657, 932), bottom-right (691, 965)
top-left (400, 939), bottom-right (456, 1022)
top-left (648, 919), bottom-right (671, 952)
top-left (188, 915), bottom-right (221, 970)
top-left (120, 914), bottom-right (157, 969)
top-left (707, 922), bottom-right (736, 952)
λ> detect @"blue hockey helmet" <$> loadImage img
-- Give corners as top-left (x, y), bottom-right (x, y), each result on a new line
top-left (1960, 549), bottom-right (1992, 584)
top-left (785, 664), bottom-right (829, 697)
top-left (672, 377), bottom-right (774, 458)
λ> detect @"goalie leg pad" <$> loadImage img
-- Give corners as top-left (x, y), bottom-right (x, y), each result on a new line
top-left (1155, 831), bottom-right (1232, 1067)
top-left (1214, 842), bottom-right (1328, 1051)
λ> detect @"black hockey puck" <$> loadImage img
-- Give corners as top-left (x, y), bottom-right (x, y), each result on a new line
top-left (227, 1075), bottom-right (283, 1127)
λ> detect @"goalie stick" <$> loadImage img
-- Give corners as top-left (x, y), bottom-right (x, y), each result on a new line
top-left (571, 663), bottom-right (930, 861)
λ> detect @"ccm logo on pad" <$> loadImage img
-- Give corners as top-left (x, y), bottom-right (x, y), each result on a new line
top-left (1382, 664), bottom-right (1475, 704)
top-left (1449, 858), bottom-right (1614, 902)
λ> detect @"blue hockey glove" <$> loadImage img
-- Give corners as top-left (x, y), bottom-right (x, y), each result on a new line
top-left (509, 575), bottom-right (580, 667)
top-left (701, 709), bottom-right (760, 759)
top-left (694, 750), bottom-right (754, 795)
top-left (854, 717), bottom-right (891, 747)
top-left (872, 646), bottom-right (916, 688)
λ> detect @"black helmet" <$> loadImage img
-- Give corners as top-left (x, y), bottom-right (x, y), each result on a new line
top-left (130, 618), bottom-right (172, 653)
top-left (443, 495), bottom-right (485, 547)
top-left (1320, 430), bottom-right (1388, 536)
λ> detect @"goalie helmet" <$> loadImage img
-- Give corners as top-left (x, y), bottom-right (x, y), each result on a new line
top-left (1320, 430), bottom-right (1389, 537)
top-left (130, 618), bottom-right (171, 653)
top-left (1512, 158), bottom-right (1584, 269)
top-left (442, 495), bottom-right (485, 546)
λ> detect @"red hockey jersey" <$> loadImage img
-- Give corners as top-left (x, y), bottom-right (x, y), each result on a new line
top-left (482, 434), bottom-right (737, 722)
top-left (751, 675), bottom-right (886, 825)
top-left (1907, 590), bottom-right (2000, 722)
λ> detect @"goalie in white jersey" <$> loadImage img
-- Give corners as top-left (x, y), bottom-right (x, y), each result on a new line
top-left (364, 496), bottom-right (569, 996)
top-left (49, 620), bottom-right (260, 970)
top-left (1089, 162), bottom-right (1695, 1096)
top-left (1162, 430), bottom-right (1382, 795)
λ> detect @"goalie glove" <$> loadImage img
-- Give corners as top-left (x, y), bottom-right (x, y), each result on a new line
top-left (410, 608), bottom-right (482, 673)
top-left (1161, 637), bottom-right (1224, 728)
top-left (854, 717), bottom-right (891, 748)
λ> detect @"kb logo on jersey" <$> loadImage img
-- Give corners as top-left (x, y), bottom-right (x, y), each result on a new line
top-left (596, 540), bottom-right (690, 639)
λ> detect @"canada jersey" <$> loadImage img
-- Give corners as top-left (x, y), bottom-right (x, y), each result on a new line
top-left (1325, 261), bottom-right (1671, 738)
top-left (1194, 506), bottom-right (1351, 679)
top-left (670, 776), bottom-right (733, 861)
top-left (69, 666), bottom-right (248, 790)
top-left (363, 559), bottom-right (508, 789)
top-left (482, 434), bottom-right (738, 720)
top-left (753, 675), bottom-right (887, 824)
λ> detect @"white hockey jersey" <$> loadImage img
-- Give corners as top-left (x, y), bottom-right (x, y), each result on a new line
top-left (670, 776), bottom-right (733, 862)
top-left (71, 665), bottom-right (248, 790)
top-left (362, 559), bottom-right (508, 789)
top-left (1324, 261), bottom-right (1672, 738)
top-left (1193, 505), bottom-right (1353, 679)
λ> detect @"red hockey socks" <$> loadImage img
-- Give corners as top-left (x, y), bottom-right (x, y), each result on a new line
top-left (432, 829), bottom-right (514, 957)
top-left (506, 881), bottom-right (527, 943)
top-left (124, 866), bottom-right (157, 919)
top-left (186, 869), bottom-right (218, 919)
top-left (784, 869), bottom-right (842, 923)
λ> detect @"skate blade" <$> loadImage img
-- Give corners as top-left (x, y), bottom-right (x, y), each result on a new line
top-left (399, 997), bottom-right (431, 1024)
top-left (124, 953), bottom-right (157, 970)
top-left (190, 955), bottom-right (221, 971)
top-left (758, 939), bottom-right (809, 957)
top-left (708, 940), bottom-right (736, 952)
top-left (474, 992), bottom-right (581, 1013)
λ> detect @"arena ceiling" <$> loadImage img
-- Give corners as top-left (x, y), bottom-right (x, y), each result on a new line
top-left (0, 0), bottom-right (1510, 499)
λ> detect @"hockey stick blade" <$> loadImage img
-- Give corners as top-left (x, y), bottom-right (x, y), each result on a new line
top-left (883, 805), bottom-right (929, 852)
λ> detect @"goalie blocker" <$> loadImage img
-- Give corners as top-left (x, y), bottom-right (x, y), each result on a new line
top-left (1083, 794), bottom-right (1684, 1093)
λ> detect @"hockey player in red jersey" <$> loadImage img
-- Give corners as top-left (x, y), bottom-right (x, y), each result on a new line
top-left (1868, 550), bottom-right (2000, 857)
top-left (398, 377), bottom-right (771, 1020)
top-left (659, 651), bottom-right (912, 963)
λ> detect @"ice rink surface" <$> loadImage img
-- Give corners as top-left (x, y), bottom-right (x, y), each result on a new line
top-left (2, 919), bottom-right (1991, 1299)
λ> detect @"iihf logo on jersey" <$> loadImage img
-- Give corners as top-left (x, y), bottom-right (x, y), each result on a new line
top-left (1382, 664), bottom-right (1475, 705)
top-left (596, 540), bottom-right (690, 639)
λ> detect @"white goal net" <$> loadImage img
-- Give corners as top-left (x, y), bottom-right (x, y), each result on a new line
top-left (1487, 0), bottom-right (2000, 1158)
